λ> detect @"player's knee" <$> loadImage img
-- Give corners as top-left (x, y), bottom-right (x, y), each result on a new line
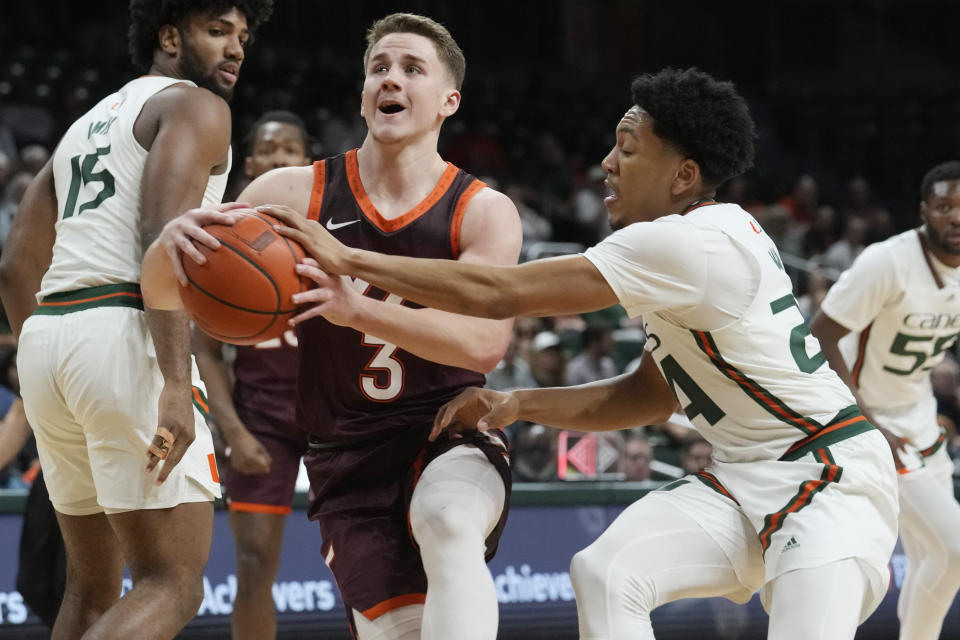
top-left (410, 501), bottom-right (481, 548)
top-left (235, 538), bottom-right (278, 582)
top-left (571, 542), bottom-right (656, 612)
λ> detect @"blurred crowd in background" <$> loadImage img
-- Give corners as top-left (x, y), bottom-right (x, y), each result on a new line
top-left (3, 0), bottom-right (960, 489)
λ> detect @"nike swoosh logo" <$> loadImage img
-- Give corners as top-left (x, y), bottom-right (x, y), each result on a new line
top-left (326, 218), bottom-right (360, 231)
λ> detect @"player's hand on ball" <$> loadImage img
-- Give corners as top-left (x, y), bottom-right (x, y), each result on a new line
top-left (431, 387), bottom-right (519, 441)
top-left (289, 258), bottom-right (361, 327)
top-left (228, 430), bottom-right (272, 475)
top-left (160, 201), bottom-right (250, 285)
top-left (260, 204), bottom-right (349, 275)
top-left (146, 383), bottom-right (197, 484)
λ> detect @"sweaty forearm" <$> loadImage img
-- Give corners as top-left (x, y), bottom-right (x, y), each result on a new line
top-left (193, 350), bottom-right (248, 444)
top-left (511, 373), bottom-right (677, 433)
top-left (344, 248), bottom-right (516, 319)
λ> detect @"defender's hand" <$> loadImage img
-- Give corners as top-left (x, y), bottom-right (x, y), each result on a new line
top-left (261, 204), bottom-right (350, 275)
top-left (431, 387), bottom-right (520, 441)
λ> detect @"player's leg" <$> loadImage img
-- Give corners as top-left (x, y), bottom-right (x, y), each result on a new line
top-left (570, 487), bottom-right (761, 640)
top-left (80, 501), bottom-right (214, 640)
top-left (50, 512), bottom-right (124, 640)
top-left (226, 427), bottom-right (303, 640)
top-left (229, 510), bottom-right (287, 640)
top-left (409, 445), bottom-right (506, 640)
top-left (352, 604), bottom-right (423, 640)
top-left (895, 460), bottom-right (960, 640)
top-left (765, 558), bottom-right (869, 640)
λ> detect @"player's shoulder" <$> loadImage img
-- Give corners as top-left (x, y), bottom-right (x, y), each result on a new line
top-left (146, 82), bottom-right (231, 124)
top-left (465, 183), bottom-right (517, 217)
top-left (856, 229), bottom-right (917, 269)
top-left (240, 165), bottom-right (315, 211)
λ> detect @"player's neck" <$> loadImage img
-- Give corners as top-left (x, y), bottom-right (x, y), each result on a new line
top-left (356, 138), bottom-right (448, 204)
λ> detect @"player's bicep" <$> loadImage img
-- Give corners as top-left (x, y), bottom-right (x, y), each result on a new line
top-left (139, 89), bottom-right (232, 244)
top-left (235, 166), bottom-right (314, 214)
top-left (456, 188), bottom-right (522, 267)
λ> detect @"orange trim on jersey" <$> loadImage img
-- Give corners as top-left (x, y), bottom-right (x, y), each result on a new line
top-left (782, 415), bottom-right (867, 457)
top-left (207, 453), bottom-right (220, 484)
top-left (851, 322), bottom-right (872, 386)
top-left (450, 179), bottom-right (487, 257)
top-left (192, 387), bottom-right (210, 415)
top-left (362, 593), bottom-right (427, 620)
top-left (229, 501), bottom-right (291, 515)
top-left (307, 160), bottom-right (326, 222)
top-left (38, 291), bottom-right (142, 307)
top-left (345, 149), bottom-right (459, 232)
top-left (681, 199), bottom-right (717, 215)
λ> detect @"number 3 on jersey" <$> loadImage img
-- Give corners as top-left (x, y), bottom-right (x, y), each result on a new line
top-left (358, 287), bottom-right (405, 402)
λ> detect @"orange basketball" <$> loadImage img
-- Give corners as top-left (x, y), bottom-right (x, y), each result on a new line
top-left (178, 210), bottom-right (310, 345)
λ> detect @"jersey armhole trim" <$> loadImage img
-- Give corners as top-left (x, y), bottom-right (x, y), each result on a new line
top-left (307, 160), bottom-right (326, 222)
top-left (450, 179), bottom-right (487, 258)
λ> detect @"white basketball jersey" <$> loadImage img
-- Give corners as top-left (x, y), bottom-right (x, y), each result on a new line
top-left (822, 229), bottom-right (960, 414)
top-left (40, 76), bottom-right (229, 298)
top-left (585, 203), bottom-right (856, 463)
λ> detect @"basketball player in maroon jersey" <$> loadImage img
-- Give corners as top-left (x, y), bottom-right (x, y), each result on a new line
top-left (143, 13), bottom-right (522, 640)
top-left (193, 111), bottom-right (311, 640)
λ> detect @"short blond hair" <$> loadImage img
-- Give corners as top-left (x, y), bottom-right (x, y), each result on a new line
top-left (363, 13), bottom-right (465, 90)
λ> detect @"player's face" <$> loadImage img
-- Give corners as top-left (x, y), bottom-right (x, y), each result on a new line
top-left (921, 178), bottom-right (960, 259)
top-left (245, 122), bottom-right (310, 179)
top-left (600, 107), bottom-right (685, 230)
top-left (178, 8), bottom-right (249, 101)
top-left (360, 33), bottom-right (460, 144)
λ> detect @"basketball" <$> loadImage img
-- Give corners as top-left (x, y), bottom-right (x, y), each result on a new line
top-left (178, 210), bottom-right (310, 345)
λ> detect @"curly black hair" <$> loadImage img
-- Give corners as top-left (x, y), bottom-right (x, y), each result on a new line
top-left (920, 161), bottom-right (960, 202)
top-left (630, 68), bottom-right (756, 188)
top-left (128, 0), bottom-right (274, 71)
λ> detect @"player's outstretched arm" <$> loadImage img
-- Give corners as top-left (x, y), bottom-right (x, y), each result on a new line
top-left (0, 160), bottom-right (57, 338)
top-left (267, 204), bottom-right (620, 321)
top-left (431, 350), bottom-right (679, 440)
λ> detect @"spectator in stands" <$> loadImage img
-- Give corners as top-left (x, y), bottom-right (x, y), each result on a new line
top-left (778, 173), bottom-right (819, 224)
top-left (529, 330), bottom-right (566, 387)
top-left (0, 171), bottom-right (33, 246)
top-left (565, 324), bottom-right (617, 386)
top-left (680, 435), bottom-right (713, 475)
top-left (486, 332), bottom-right (537, 392)
top-left (572, 164), bottom-right (611, 244)
top-left (819, 214), bottom-right (867, 272)
top-left (19, 144), bottom-right (49, 175)
top-left (841, 175), bottom-right (893, 245)
top-left (932, 356), bottom-right (960, 461)
top-left (0, 151), bottom-right (14, 192)
top-left (796, 267), bottom-right (831, 321)
top-left (512, 423), bottom-right (558, 482)
top-left (618, 434), bottom-right (653, 481)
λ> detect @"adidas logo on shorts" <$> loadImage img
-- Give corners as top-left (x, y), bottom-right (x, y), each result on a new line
top-left (781, 536), bottom-right (800, 552)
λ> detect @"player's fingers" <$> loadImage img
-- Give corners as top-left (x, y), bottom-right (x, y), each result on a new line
top-left (301, 257), bottom-right (320, 268)
top-left (145, 426), bottom-right (175, 471)
top-left (156, 435), bottom-right (192, 485)
top-left (293, 263), bottom-right (334, 288)
top-left (218, 201), bottom-right (250, 212)
top-left (288, 305), bottom-right (329, 327)
top-left (257, 205), bottom-right (301, 227)
top-left (431, 403), bottom-right (456, 441)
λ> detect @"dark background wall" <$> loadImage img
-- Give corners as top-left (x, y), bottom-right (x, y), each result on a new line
top-left (2, 0), bottom-right (959, 227)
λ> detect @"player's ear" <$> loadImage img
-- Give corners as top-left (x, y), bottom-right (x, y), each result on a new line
top-left (439, 89), bottom-right (460, 118)
top-left (671, 158), bottom-right (701, 197)
top-left (158, 24), bottom-right (181, 57)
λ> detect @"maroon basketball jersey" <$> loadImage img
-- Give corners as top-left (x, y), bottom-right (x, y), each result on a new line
top-left (296, 149), bottom-right (487, 441)
top-left (232, 330), bottom-right (299, 425)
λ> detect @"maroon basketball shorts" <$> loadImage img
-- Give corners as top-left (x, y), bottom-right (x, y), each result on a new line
top-left (224, 404), bottom-right (309, 515)
top-left (304, 424), bottom-right (512, 623)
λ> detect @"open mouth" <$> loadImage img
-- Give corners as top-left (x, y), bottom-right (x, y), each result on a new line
top-left (379, 103), bottom-right (405, 114)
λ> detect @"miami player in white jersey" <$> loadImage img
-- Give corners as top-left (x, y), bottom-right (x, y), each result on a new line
top-left (264, 68), bottom-right (900, 639)
top-left (0, 1), bottom-right (272, 638)
top-left (811, 160), bottom-right (960, 640)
